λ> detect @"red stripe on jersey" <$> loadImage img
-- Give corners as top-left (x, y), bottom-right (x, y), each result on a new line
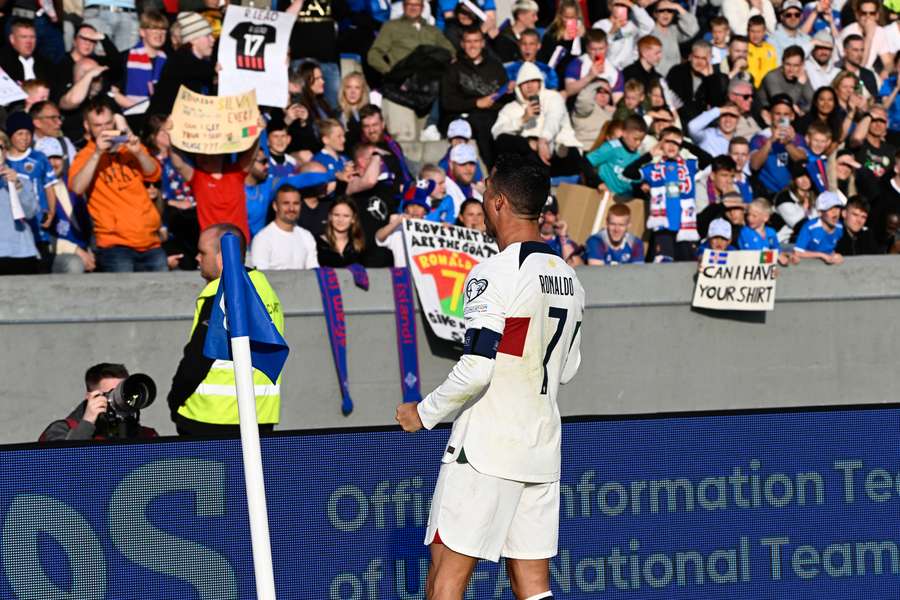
top-left (432, 529), bottom-right (444, 545)
top-left (497, 317), bottom-right (530, 357)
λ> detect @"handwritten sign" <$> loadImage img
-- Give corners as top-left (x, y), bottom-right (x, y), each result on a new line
top-left (693, 249), bottom-right (778, 311)
top-left (218, 5), bottom-right (294, 107)
top-left (169, 87), bottom-right (260, 155)
top-left (0, 68), bottom-right (26, 106)
top-left (402, 219), bottom-right (498, 343)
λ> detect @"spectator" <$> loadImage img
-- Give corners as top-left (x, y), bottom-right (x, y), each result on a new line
top-left (345, 143), bottom-right (397, 267)
top-left (375, 182), bottom-right (431, 267)
top-left (587, 114), bottom-right (646, 197)
top-left (266, 116), bottom-right (297, 182)
top-left (687, 102), bottom-right (741, 157)
top-left (418, 164), bottom-right (456, 223)
top-left (36, 137), bottom-right (95, 274)
top-left (316, 196), bottom-right (366, 267)
top-left (795, 86), bottom-right (843, 145)
top-left (438, 119), bottom-right (485, 183)
top-left (722, 0), bottom-right (776, 37)
top-left (366, 0), bottom-right (454, 140)
top-left (538, 202), bottom-right (582, 265)
top-left (836, 195), bottom-right (880, 255)
top-left (771, 0), bottom-right (813, 59)
top-left (611, 79), bottom-right (645, 121)
top-left (839, 34), bottom-right (879, 99)
top-left (441, 26), bottom-right (507, 169)
top-left (59, 58), bottom-right (113, 147)
top-left (563, 29), bottom-right (617, 99)
top-left (509, 29), bottom-right (561, 91)
top-left (298, 61), bottom-right (338, 124)
top-left (30, 101), bottom-right (76, 167)
top-left (455, 197), bottom-right (486, 230)
top-left (0, 20), bottom-right (53, 85)
top-left (622, 35), bottom-right (663, 91)
top-left (115, 11), bottom-right (169, 109)
top-left (584, 203), bottom-right (644, 264)
top-left (245, 148), bottom-right (274, 240)
top-left (22, 79), bottom-right (50, 112)
top-left (444, 143), bottom-right (484, 213)
top-left (168, 223), bottom-right (283, 436)
top-left (296, 161), bottom-right (336, 238)
top-left (802, 121), bottom-right (834, 192)
top-left (697, 217), bottom-right (736, 255)
top-left (650, 0), bottom-right (699, 77)
top-left (338, 72), bottom-right (370, 149)
top-left (149, 13), bottom-right (216, 117)
top-left (839, 0), bottom-right (888, 71)
top-left (494, 0), bottom-right (541, 63)
top-left (667, 40), bottom-right (713, 125)
top-left (756, 46), bottom-right (814, 116)
top-left (0, 132), bottom-right (39, 275)
top-left (747, 15), bottom-right (779, 88)
top-left (881, 56), bottom-right (900, 147)
top-left (771, 163), bottom-right (817, 242)
top-left (793, 190), bottom-right (844, 264)
top-left (572, 76), bottom-right (615, 149)
top-left (708, 16), bottom-right (730, 66)
top-left (737, 197), bottom-right (795, 264)
top-left (492, 63), bottom-right (584, 178)
top-left (281, 0), bottom-right (346, 109)
top-left (250, 184), bottom-right (319, 270)
top-left (805, 29), bottom-right (842, 92)
top-left (57, 24), bottom-right (120, 98)
top-left (720, 192), bottom-right (747, 246)
top-left (359, 104), bottom-right (412, 190)
top-left (749, 94), bottom-right (808, 197)
top-left (69, 99), bottom-right (165, 272)
top-left (711, 35), bottom-right (753, 91)
top-left (538, 0), bottom-right (588, 76)
top-left (831, 70), bottom-right (866, 122)
top-left (313, 119), bottom-right (352, 183)
top-left (833, 148), bottom-right (861, 198)
top-left (6, 112), bottom-right (57, 243)
top-left (591, 0), bottom-right (655, 72)
top-left (850, 105), bottom-right (896, 199)
top-left (799, 0), bottom-right (842, 38)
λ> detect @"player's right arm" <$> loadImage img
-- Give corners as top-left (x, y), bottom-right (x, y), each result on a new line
top-left (416, 263), bottom-right (507, 430)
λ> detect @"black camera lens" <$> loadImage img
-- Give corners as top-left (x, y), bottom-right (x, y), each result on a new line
top-left (108, 374), bottom-right (156, 413)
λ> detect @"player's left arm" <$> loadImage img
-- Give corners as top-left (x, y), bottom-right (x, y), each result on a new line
top-left (397, 263), bottom-right (507, 432)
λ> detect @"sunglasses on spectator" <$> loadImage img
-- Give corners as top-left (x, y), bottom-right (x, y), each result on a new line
top-left (254, 158), bottom-right (268, 164)
top-left (870, 118), bottom-right (887, 124)
top-left (782, 11), bottom-right (801, 18)
top-left (733, 93), bottom-right (753, 100)
top-left (858, 10), bottom-right (877, 16)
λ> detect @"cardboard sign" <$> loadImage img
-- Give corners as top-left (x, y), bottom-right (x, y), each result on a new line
top-left (402, 219), bottom-right (499, 343)
top-left (693, 249), bottom-right (778, 311)
top-left (217, 5), bottom-right (295, 107)
top-left (0, 68), bottom-right (26, 106)
top-left (556, 183), bottom-right (646, 245)
top-left (169, 87), bottom-right (261, 154)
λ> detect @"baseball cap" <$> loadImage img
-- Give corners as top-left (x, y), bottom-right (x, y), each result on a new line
top-left (708, 218), bottom-right (732, 240)
top-left (447, 119), bottom-right (472, 140)
top-left (35, 136), bottom-right (64, 158)
top-left (399, 178), bottom-right (435, 212)
top-left (811, 29), bottom-right (834, 49)
top-left (512, 0), bottom-right (539, 13)
top-left (816, 190), bottom-right (843, 212)
top-left (781, 0), bottom-right (802, 11)
top-left (450, 143), bottom-right (477, 164)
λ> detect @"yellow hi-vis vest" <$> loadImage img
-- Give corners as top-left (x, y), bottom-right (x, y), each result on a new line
top-left (177, 270), bottom-right (284, 425)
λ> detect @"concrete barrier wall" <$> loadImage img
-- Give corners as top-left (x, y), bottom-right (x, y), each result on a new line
top-left (1, 257), bottom-right (898, 444)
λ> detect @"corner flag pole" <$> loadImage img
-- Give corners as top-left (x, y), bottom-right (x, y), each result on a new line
top-left (231, 336), bottom-right (277, 600)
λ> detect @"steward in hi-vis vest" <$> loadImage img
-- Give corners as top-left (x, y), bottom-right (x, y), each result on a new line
top-left (168, 224), bottom-right (284, 436)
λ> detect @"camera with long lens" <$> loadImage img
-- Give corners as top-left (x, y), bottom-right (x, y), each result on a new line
top-left (97, 374), bottom-right (156, 438)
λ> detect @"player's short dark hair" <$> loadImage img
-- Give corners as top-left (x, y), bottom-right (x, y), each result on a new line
top-left (489, 154), bottom-right (549, 219)
top-left (711, 155), bottom-right (737, 172)
top-left (85, 363), bottom-right (129, 392)
top-left (846, 195), bottom-right (870, 213)
top-left (359, 104), bottom-right (383, 122)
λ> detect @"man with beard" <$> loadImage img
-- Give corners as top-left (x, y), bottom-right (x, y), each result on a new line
top-left (838, 34), bottom-right (879, 99)
top-left (850, 105), bottom-right (896, 201)
top-left (359, 104), bottom-right (412, 193)
top-left (756, 45), bottom-right (814, 117)
top-left (348, 142), bottom-right (397, 267)
top-left (805, 30), bottom-right (841, 92)
top-left (666, 40), bottom-right (712, 125)
top-left (770, 0), bottom-right (811, 59)
top-left (696, 35), bottom-right (752, 110)
top-left (442, 26), bottom-right (508, 169)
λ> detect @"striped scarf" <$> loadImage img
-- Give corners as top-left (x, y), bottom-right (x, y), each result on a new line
top-left (125, 41), bottom-right (167, 99)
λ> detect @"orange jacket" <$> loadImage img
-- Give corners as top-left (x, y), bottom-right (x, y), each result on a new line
top-left (69, 142), bottom-right (162, 251)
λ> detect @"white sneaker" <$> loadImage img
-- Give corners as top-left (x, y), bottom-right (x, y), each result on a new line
top-left (419, 125), bottom-right (441, 142)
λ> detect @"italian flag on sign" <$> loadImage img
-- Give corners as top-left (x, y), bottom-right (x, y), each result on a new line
top-left (760, 250), bottom-right (775, 264)
top-left (242, 125), bottom-right (258, 138)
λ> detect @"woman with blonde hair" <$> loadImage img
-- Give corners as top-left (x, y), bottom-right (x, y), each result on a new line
top-left (316, 197), bottom-right (366, 267)
top-left (537, 0), bottom-right (586, 80)
top-left (338, 72), bottom-right (370, 148)
top-left (831, 69), bottom-right (869, 142)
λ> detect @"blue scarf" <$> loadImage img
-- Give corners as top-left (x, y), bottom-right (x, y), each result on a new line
top-left (391, 267), bottom-right (421, 403)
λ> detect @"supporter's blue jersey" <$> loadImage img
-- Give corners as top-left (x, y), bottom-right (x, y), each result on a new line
top-left (246, 177), bottom-right (274, 239)
top-left (750, 130), bottom-right (803, 194)
top-left (313, 151), bottom-right (348, 177)
top-left (737, 225), bottom-right (780, 251)
top-left (584, 230), bottom-right (644, 264)
top-left (880, 76), bottom-right (900, 131)
top-left (794, 217), bottom-right (843, 254)
top-left (8, 149), bottom-right (56, 211)
top-left (425, 195), bottom-right (455, 223)
top-left (507, 61), bottom-right (560, 90)
top-left (800, 147), bottom-right (829, 193)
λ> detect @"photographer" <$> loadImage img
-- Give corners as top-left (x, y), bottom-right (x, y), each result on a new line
top-left (39, 363), bottom-right (158, 441)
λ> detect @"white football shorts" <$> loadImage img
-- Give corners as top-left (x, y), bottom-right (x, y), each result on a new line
top-left (424, 461), bottom-right (559, 562)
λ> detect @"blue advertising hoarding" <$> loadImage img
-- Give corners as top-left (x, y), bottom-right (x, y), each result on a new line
top-left (1, 405), bottom-right (899, 599)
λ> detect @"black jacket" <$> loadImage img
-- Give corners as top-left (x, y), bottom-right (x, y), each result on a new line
top-left (382, 45), bottom-right (453, 115)
top-left (666, 62), bottom-right (708, 125)
top-left (441, 53), bottom-right (507, 115)
top-left (836, 227), bottom-right (881, 256)
top-left (0, 46), bottom-right (52, 85)
top-left (149, 46), bottom-right (216, 116)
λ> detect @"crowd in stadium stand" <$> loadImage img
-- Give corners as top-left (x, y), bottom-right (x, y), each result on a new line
top-left (1, 0), bottom-right (900, 274)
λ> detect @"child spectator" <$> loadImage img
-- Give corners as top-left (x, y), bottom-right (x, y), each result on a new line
top-left (803, 121), bottom-right (833, 193)
top-left (708, 16), bottom-right (730, 66)
top-left (0, 131), bottom-right (40, 275)
top-left (455, 198), bottom-right (486, 231)
top-left (746, 15), bottom-right (778, 87)
top-left (793, 190), bottom-right (845, 264)
top-left (729, 137), bottom-right (753, 203)
top-left (313, 119), bottom-right (351, 181)
top-left (584, 203), bottom-right (644, 264)
top-left (611, 79), bottom-right (645, 121)
top-left (696, 217), bottom-right (736, 257)
top-left (587, 115), bottom-right (647, 197)
top-left (509, 29), bottom-right (561, 91)
top-left (266, 116), bottom-right (296, 182)
top-left (738, 198), bottom-right (794, 265)
top-left (418, 165), bottom-right (456, 223)
top-left (375, 183), bottom-right (431, 267)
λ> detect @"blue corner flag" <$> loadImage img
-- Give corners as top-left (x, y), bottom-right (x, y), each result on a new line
top-left (203, 233), bottom-right (289, 383)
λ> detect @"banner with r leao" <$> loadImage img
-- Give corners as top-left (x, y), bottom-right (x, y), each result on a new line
top-left (693, 249), bottom-right (778, 311)
top-left (402, 219), bottom-right (498, 343)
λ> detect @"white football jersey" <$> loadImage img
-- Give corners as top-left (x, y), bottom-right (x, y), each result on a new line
top-left (417, 241), bottom-right (585, 483)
